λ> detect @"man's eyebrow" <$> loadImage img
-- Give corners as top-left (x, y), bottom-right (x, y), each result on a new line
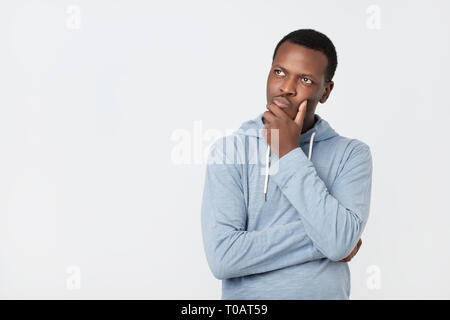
top-left (273, 64), bottom-right (317, 80)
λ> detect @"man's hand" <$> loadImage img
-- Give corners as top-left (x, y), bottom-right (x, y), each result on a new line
top-left (262, 100), bottom-right (307, 158)
top-left (339, 238), bottom-right (362, 262)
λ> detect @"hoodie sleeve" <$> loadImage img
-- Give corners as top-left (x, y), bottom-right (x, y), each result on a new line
top-left (270, 140), bottom-right (373, 262)
top-left (201, 138), bottom-right (323, 280)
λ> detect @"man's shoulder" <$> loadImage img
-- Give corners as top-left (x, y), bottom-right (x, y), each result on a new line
top-left (322, 134), bottom-right (372, 171)
top-left (337, 136), bottom-right (372, 168)
top-left (330, 134), bottom-right (371, 154)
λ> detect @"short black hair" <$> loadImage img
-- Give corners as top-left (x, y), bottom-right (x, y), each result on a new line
top-left (272, 29), bottom-right (338, 83)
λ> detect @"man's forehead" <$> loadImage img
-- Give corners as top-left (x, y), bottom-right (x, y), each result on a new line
top-left (274, 42), bottom-right (328, 76)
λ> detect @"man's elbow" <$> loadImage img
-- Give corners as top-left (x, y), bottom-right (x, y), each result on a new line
top-left (208, 260), bottom-right (233, 280)
top-left (204, 237), bottom-right (241, 280)
top-left (210, 263), bottom-right (226, 280)
top-left (204, 249), bottom-right (231, 280)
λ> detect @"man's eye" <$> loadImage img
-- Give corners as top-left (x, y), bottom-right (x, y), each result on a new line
top-left (274, 69), bottom-right (284, 76)
top-left (302, 77), bottom-right (312, 84)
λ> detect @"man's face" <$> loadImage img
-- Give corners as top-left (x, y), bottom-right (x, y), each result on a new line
top-left (266, 41), bottom-right (334, 120)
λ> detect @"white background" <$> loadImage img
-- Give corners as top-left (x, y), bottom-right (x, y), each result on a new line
top-left (1, 0), bottom-right (449, 299)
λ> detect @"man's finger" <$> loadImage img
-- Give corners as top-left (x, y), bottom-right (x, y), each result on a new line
top-left (263, 110), bottom-right (276, 123)
top-left (356, 239), bottom-right (362, 251)
top-left (267, 103), bottom-right (290, 120)
top-left (294, 100), bottom-right (308, 128)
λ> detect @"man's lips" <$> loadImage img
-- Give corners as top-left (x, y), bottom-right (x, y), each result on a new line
top-left (272, 97), bottom-right (291, 108)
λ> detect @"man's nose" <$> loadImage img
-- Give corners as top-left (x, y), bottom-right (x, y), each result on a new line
top-left (279, 77), bottom-right (297, 96)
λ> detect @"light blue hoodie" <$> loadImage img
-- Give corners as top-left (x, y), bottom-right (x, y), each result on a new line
top-left (201, 112), bottom-right (373, 299)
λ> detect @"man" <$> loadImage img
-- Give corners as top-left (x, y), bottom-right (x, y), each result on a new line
top-left (201, 29), bottom-right (372, 299)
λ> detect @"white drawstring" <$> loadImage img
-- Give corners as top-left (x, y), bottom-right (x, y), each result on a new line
top-left (308, 132), bottom-right (316, 161)
top-left (263, 145), bottom-right (271, 202)
top-left (264, 131), bottom-right (316, 202)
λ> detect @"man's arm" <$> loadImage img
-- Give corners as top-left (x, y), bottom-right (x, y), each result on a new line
top-left (270, 141), bottom-right (373, 262)
top-left (201, 137), bottom-right (323, 280)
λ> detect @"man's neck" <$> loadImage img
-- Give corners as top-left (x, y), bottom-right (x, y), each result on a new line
top-left (301, 113), bottom-right (317, 134)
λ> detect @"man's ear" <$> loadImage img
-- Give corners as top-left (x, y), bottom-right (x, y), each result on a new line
top-left (319, 81), bottom-right (334, 104)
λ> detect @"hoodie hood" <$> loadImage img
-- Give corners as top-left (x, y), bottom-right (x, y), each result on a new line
top-left (235, 112), bottom-right (339, 201)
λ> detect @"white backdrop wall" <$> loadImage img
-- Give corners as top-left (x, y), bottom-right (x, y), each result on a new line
top-left (0, 0), bottom-right (449, 299)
